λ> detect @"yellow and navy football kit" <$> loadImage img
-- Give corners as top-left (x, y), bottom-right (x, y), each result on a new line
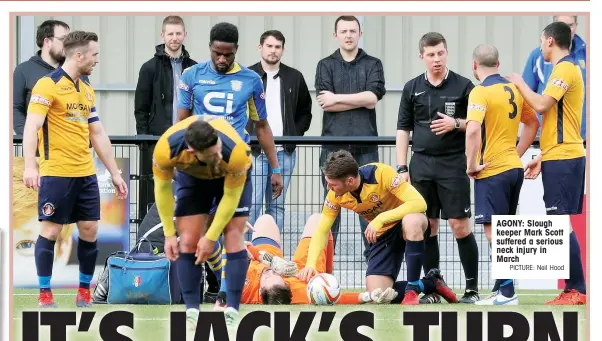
top-left (466, 74), bottom-right (537, 224)
top-left (305, 163), bottom-right (427, 279)
top-left (539, 56), bottom-right (586, 215)
top-left (26, 67), bottom-right (100, 224)
top-left (177, 61), bottom-right (268, 145)
top-left (152, 116), bottom-right (253, 241)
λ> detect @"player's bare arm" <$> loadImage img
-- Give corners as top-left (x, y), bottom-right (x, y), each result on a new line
top-left (505, 73), bottom-right (557, 113)
top-left (516, 105), bottom-right (540, 157)
top-left (177, 108), bottom-right (192, 122)
top-left (21, 113), bottom-right (46, 190)
top-left (253, 119), bottom-right (283, 198)
top-left (89, 121), bottom-right (128, 199)
top-left (465, 120), bottom-right (487, 179)
top-left (151, 148), bottom-right (178, 260)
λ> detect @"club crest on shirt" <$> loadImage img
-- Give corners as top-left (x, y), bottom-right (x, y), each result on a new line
top-left (368, 193), bottom-right (379, 203)
top-left (391, 173), bottom-right (404, 189)
top-left (231, 80), bottom-right (243, 92)
top-left (42, 203), bottom-right (55, 216)
top-left (444, 102), bottom-right (456, 117)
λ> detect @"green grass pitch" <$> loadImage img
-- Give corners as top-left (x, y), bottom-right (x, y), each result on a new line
top-left (13, 288), bottom-right (587, 341)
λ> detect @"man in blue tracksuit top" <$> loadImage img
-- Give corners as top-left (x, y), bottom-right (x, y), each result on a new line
top-left (522, 15), bottom-right (586, 140)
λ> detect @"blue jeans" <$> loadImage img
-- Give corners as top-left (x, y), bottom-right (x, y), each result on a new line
top-left (249, 150), bottom-right (297, 232)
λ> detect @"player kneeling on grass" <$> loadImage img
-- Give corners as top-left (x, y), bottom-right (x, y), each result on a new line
top-left (213, 214), bottom-right (457, 307)
top-left (297, 150), bottom-right (436, 305)
top-left (152, 115), bottom-right (253, 330)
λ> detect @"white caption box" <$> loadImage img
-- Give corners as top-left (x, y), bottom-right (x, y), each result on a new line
top-left (491, 215), bottom-right (570, 280)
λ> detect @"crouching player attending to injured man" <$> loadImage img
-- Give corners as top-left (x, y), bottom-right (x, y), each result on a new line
top-left (297, 150), bottom-right (455, 305)
top-left (212, 213), bottom-right (457, 307)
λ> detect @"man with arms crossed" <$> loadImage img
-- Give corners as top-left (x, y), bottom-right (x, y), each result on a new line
top-left (315, 16), bottom-right (386, 258)
top-left (506, 21), bottom-right (586, 305)
top-left (297, 150), bottom-right (432, 305)
top-left (465, 44), bottom-right (540, 305)
top-left (153, 115), bottom-right (254, 329)
top-left (396, 32), bottom-right (480, 304)
top-left (22, 31), bottom-right (128, 308)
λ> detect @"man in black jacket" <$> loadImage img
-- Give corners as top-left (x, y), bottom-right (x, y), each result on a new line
top-left (134, 15), bottom-right (197, 136)
top-left (246, 30), bottom-right (313, 233)
top-left (314, 16), bottom-right (386, 259)
top-left (13, 20), bottom-right (71, 135)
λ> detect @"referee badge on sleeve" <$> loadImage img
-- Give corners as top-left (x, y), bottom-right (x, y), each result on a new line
top-left (444, 102), bottom-right (456, 117)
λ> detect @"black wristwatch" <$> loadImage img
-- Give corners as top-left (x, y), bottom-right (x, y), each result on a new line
top-left (397, 165), bottom-right (408, 173)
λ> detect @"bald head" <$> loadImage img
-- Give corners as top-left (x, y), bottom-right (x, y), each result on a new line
top-left (472, 44), bottom-right (499, 68)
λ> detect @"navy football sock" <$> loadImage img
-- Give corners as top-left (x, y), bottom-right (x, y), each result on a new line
top-left (422, 235), bottom-right (439, 275)
top-left (225, 250), bottom-right (248, 311)
top-left (457, 233), bottom-right (479, 291)
top-left (77, 238), bottom-right (98, 290)
top-left (35, 236), bottom-right (56, 293)
top-left (176, 253), bottom-right (204, 310)
top-left (406, 241), bottom-right (425, 286)
top-left (567, 231), bottom-right (586, 294)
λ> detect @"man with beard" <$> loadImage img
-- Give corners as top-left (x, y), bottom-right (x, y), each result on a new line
top-left (246, 30), bottom-right (313, 232)
top-left (134, 15), bottom-right (197, 135)
top-left (13, 20), bottom-right (75, 135)
top-left (22, 31), bottom-right (128, 308)
top-left (152, 116), bottom-right (253, 329)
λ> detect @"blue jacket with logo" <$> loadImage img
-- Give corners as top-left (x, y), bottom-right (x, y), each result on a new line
top-left (522, 34), bottom-right (586, 139)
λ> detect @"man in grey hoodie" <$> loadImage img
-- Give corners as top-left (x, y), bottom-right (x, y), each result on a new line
top-left (13, 20), bottom-right (71, 135)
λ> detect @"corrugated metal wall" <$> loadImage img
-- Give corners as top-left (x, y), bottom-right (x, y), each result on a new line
top-left (21, 15), bottom-right (587, 208)
top-left (27, 15), bottom-right (587, 137)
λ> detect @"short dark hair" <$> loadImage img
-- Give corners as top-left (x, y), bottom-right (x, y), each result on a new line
top-left (162, 15), bottom-right (186, 32)
top-left (419, 32), bottom-right (447, 54)
top-left (260, 30), bottom-right (285, 47)
top-left (36, 20), bottom-right (70, 48)
top-left (322, 150), bottom-right (359, 180)
top-left (210, 22), bottom-right (239, 46)
top-left (62, 31), bottom-right (98, 57)
top-left (260, 284), bottom-right (292, 305)
top-left (334, 16), bottom-right (361, 32)
top-left (543, 22), bottom-right (572, 50)
top-left (184, 120), bottom-right (219, 151)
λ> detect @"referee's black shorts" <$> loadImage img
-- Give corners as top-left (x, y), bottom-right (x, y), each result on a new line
top-left (409, 151), bottom-right (471, 220)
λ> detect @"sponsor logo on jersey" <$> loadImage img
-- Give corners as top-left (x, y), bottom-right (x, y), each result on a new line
top-left (550, 78), bottom-right (569, 91)
top-left (30, 94), bottom-right (50, 106)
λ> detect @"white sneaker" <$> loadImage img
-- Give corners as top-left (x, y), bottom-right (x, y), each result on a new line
top-left (186, 309), bottom-right (199, 333)
top-left (475, 291), bottom-right (518, 306)
top-left (224, 307), bottom-right (240, 328)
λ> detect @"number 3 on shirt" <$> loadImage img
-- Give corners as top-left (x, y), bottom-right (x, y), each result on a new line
top-left (503, 86), bottom-right (518, 119)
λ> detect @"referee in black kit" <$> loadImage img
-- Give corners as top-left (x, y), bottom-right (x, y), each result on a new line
top-left (395, 32), bottom-right (480, 304)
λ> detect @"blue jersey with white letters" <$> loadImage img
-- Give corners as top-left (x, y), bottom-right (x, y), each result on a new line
top-left (177, 61), bottom-right (267, 144)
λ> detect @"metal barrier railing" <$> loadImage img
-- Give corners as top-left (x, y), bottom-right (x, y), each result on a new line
top-left (12, 135), bottom-right (546, 290)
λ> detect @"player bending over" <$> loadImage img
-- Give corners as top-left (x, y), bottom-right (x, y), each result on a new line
top-left (465, 44), bottom-right (540, 305)
top-left (152, 115), bottom-right (253, 330)
top-left (213, 214), bottom-right (457, 307)
top-left (22, 31), bottom-right (128, 308)
top-left (297, 150), bottom-right (431, 305)
top-left (506, 22), bottom-right (586, 305)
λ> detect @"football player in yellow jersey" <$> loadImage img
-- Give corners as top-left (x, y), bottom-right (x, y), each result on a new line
top-left (152, 115), bottom-right (253, 328)
top-left (21, 31), bottom-right (128, 308)
top-left (506, 22), bottom-right (586, 305)
top-left (465, 44), bottom-right (540, 305)
top-left (297, 150), bottom-right (432, 305)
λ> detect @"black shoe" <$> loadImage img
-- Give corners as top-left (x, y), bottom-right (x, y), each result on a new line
top-left (425, 268), bottom-right (458, 303)
top-left (458, 289), bottom-right (480, 304)
top-left (419, 293), bottom-right (441, 304)
top-left (203, 292), bottom-right (218, 304)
